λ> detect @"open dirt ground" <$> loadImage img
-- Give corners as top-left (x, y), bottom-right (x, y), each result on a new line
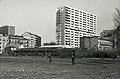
top-left (0, 56), bottom-right (120, 79)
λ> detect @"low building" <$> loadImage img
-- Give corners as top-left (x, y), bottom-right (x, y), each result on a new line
top-left (98, 39), bottom-right (113, 51)
top-left (6, 35), bottom-right (29, 49)
top-left (22, 32), bottom-right (41, 48)
top-left (80, 36), bottom-right (113, 51)
top-left (14, 45), bottom-right (77, 57)
top-left (80, 36), bottom-right (98, 50)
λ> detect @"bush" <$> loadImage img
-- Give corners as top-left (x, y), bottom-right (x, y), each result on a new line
top-left (76, 50), bottom-right (118, 59)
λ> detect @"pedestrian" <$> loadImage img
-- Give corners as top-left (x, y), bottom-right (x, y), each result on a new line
top-left (48, 53), bottom-right (52, 63)
top-left (32, 56), bottom-right (35, 62)
top-left (71, 52), bottom-right (75, 65)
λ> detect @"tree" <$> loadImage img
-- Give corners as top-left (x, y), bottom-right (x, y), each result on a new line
top-left (113, 7), bottom-right (120, 49)
top-left (114, 8), bottom-right (120, 29)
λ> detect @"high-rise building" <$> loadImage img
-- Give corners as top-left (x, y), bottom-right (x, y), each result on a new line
top-left (0, 25), bottom-right (15, 35)
top-left (22, 32), bottom-right (41, 48)
top-left (56, 5), bottom-right (97, 48)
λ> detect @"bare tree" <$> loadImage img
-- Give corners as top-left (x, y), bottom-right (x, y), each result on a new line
top-left (114, 7), bottom-right (120, 29)
top-left (113, 7), bottom-right (120, 49)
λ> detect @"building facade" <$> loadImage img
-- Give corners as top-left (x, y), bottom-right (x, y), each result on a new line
top-left (56, 5), bottom-right (97, 48)
top-left (80, 36), bottom-right (113, 51)
top-left (0, 25), bottom-right (15, 35)
top-left (98, 39), bottom-right (113, 51)
top-left (6, 35), bottom-right (29, 49)
top-left (80, 37), bottom-right (98, 50)
top-left (0, 34), bottom-right (8, 54)
top-left (22, 32), bottom-right (41, 48)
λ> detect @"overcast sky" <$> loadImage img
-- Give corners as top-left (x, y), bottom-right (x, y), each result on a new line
top-left (0, 0), bottom-right (119, 44)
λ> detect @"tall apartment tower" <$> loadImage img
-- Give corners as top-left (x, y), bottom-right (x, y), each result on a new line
top-left (0, 25), bottom-right (15, 35)
top-left (56, 5), bottom-right (97, 48)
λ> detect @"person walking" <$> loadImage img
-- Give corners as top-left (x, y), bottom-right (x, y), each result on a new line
top-left (48, 53), bottom-right (52, 63)
top-left (72, 52), bottom-right (75, 65)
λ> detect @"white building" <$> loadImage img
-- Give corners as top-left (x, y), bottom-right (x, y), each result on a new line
top-left (56, 5), bottom-right (97, 48)
top-left (6, 35), bottom-right (29, 49)
top-left (98, 39), bottom-right (113, 51)
top-left (22, 32), bottom-right (41, 48)
top-left (0, 34), bottom-right (8, 54)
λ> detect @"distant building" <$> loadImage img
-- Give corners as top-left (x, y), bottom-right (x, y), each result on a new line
top-left (56, 5), bottom-right (97, 48)
top-left (80, 36), bottom-right (98, 50)
top-left (0, 25), bottom-right (15, 35)
top-left (22, 32), bottom-right (41, 48)
top-left (100, 30), bottom-right (114, 46)
top-left (100, 30), bottom-right (114, 37)
top-left (6, 35), bottom-right (29, 49)
top-left (80, 36), bottom-right (113, 51)
top-left (98, 39), bottom-right (113, 51)
top-left (0, 34), bottom-right (8, 54)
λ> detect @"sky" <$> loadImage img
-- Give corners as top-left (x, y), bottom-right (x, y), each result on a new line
top-left (0, 0), bottom-right (119, 44)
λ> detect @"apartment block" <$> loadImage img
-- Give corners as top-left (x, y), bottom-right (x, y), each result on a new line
top-left (22, 32), bottom-right (41, 48)
top-left (0, 34), bottom-right (8, 54)
top-left (56, 5), bottom-right (97, 48)
top-left (98, 39), bottom-right (113, 51)
top-left (6, 35), bottom-right (29, 49)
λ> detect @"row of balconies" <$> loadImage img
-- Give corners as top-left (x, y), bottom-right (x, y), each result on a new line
top-left (65, 18), bottom-right (96, 23)
top-left (64, 31), bottom-right (96, 38)
top-left (64, 26), bottom-right (95, 32)
top-left (64, 33), bottom-right (88, 38)
top-left (64, 22), bottom-right (96, 26)
top-left (64, 20), bottom-right (96, 25)
top-left (65, 15), bottom-right (96, 20)
top-left (65, 12), bottom-right (96, 19)
top-left (65, 9), bottom-right (95, 16)
top-left (64, 40), bottom-right (80, 47)
top-left (64, 26), bottom-right (96, 31)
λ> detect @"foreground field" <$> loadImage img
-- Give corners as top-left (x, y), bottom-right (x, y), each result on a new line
top-left (0, 56), bottom-right (120, 79)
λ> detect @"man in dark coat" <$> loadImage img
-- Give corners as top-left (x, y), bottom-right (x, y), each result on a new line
top-left (72, 52), bottom-right (75, 65)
